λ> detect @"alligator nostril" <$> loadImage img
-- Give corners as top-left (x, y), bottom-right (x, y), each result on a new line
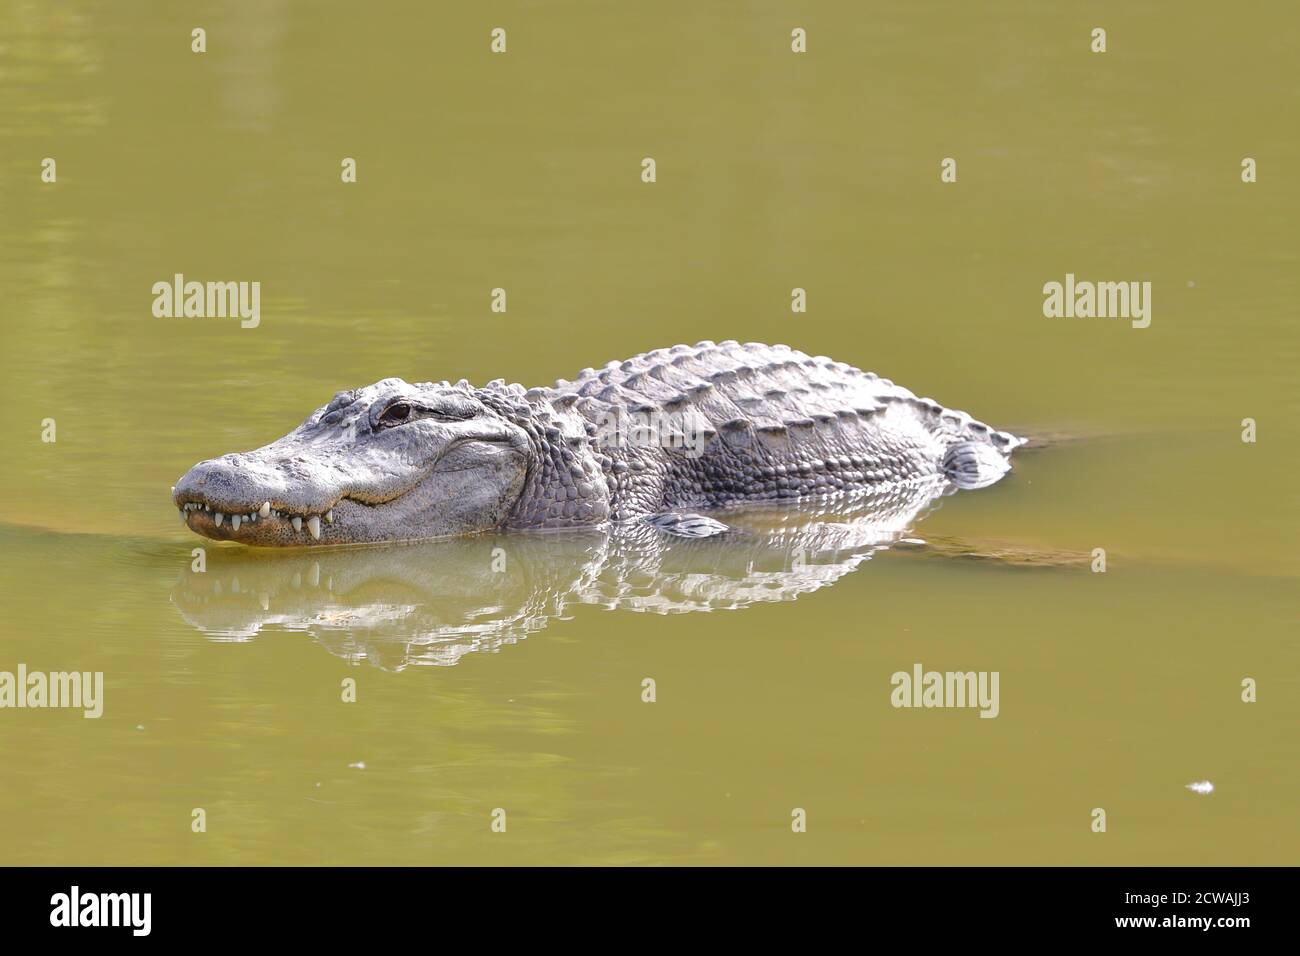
top-left (174, 456), bottom-right (282, 516)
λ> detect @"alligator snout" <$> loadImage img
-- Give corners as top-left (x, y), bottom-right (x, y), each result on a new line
top-left (175, 456), bottom-right (256, 513)
top-left (173, 454), bottom-right (338, 543)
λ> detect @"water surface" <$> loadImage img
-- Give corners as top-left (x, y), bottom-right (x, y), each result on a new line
top-left (0, 0), bottom-right (1296, 865)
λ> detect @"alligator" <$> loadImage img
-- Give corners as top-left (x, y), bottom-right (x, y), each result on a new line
top-left (172, 340), bottom-right (1025, 546)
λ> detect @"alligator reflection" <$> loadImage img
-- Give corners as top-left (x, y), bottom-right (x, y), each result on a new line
top-left (171, 480), bottom-right (953, 669)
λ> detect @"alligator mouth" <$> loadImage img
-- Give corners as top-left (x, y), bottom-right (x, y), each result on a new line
top-left (176, 496), bottom-right (345, 542)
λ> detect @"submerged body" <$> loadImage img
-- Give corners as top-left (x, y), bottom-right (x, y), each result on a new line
top-left (171, 482), bottom-right (988, 668)
top-left (172, 340), bottom-right (1025, 546)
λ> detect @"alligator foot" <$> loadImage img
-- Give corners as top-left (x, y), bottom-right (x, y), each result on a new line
top-left (645, 512), bottom-right (731, 538)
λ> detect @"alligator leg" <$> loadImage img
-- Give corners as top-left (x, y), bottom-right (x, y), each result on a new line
top-left (645, 512), bottom-right (731, 538)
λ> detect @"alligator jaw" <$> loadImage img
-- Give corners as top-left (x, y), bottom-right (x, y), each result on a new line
top-left (178, 496), bottom-right (339, 544)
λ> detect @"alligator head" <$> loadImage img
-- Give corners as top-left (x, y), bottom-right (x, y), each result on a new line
top-left (172, 378), bottom-right (533, 545)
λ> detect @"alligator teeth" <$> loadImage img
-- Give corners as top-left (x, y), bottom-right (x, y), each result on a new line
top-left (259, 501), bottom-right (270, 518)
top-left (324, 509), bottom-right (333, 524)
top-left (306, 515), bottom-right (321, 540)
top-left (231, 515), bottom-right (241, 531)
top-left (214, 512), bottom-right (224, 527)
top-left (291, 516), bottom-right (302, 533)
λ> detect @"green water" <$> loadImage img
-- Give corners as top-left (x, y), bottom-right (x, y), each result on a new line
top-left (0, 1), bottom-right (1296, 865)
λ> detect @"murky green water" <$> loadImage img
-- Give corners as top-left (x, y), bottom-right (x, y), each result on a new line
top-left (1, 1), bottom-right (1296, 865)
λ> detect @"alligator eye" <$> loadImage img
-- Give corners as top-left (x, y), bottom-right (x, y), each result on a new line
top-left (379, 402), bottom-right (411, 426)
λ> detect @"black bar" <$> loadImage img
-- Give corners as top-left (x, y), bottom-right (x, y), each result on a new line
top-left (0, 866), bottom-right (1281, 941)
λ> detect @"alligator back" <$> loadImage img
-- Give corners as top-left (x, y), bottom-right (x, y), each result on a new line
top-left (545, 340), bottom-right (1022, 519)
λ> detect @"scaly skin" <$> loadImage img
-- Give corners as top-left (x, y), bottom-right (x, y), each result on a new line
top-left (172, 340), bottom-right (1024, 546)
